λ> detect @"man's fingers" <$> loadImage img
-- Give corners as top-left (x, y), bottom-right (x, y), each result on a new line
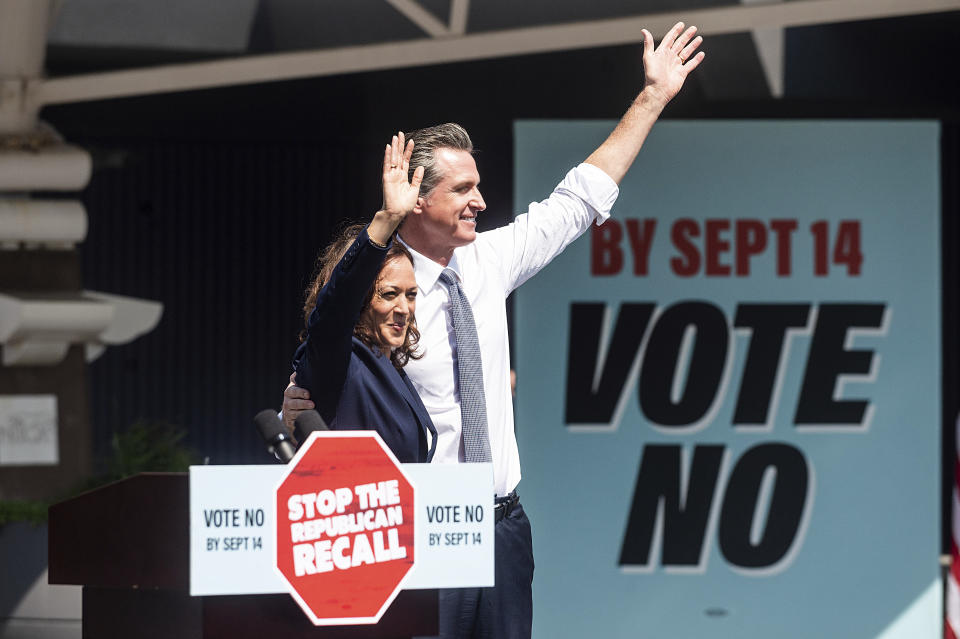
top-left (382, 143), bottom-right (392, 175)
top-left (283, 373), bottom-right (313, 423)
top-left (679, 36), bottom-right (703, 62)
top-left (672, 25), bottom-right (697, 53)
top-left (284, 384), bottom-right (311, 400)
top-left (285, 398), bottom-right (315, 412)
top-left (658, 21), bottom-right (684, 51)
top-left (681, 51), bottom-right (706, 75)
top-left (641, 28), bottom-right (654, 57)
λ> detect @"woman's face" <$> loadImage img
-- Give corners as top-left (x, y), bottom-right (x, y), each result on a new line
top-left (363, 257), bottom-right (418, 351)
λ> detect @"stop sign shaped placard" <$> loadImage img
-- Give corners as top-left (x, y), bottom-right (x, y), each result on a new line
top-left (275, 431), bottom-right (416, 625)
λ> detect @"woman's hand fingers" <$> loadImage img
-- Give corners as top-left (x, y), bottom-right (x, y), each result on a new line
top-left (381, 131), bottom-right (421, 219)
top-left (410, 165), bottom-right (424, 191)
top-left (402, 138), bottom-right (414, 172)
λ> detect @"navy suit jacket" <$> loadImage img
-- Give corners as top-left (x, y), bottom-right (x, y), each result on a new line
top-left (292, 229), bottom-right (436, 463)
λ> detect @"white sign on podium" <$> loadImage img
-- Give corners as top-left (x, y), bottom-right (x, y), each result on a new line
top-left (189, 456), bottom-right (494, 599)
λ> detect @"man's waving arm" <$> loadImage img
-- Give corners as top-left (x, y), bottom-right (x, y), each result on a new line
top-left (585, 22), bottom-right (704, 184)
top-left (487, 23), bottom-right (705, 293)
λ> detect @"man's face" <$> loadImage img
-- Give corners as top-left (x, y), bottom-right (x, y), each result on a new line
top-left (415, 148), bottom-right (486, 255)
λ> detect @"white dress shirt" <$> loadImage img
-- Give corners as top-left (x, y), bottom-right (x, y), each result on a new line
top-left (401, 163), bottom-right (619, 497)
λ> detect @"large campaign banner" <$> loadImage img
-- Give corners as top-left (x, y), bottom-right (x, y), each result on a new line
top-left (513, 120), bottom-right (940, 638)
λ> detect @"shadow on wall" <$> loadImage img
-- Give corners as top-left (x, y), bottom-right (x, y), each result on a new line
top-left (0, 522), bottom-right (81, 639)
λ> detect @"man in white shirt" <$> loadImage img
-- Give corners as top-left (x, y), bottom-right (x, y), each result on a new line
top-left (284, 23), bottom-right (704, 638)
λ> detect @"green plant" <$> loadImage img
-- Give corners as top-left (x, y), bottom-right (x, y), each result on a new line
top-left (0, 500), bottom-right (49, 526)
top-left (1, 419), bottom-right (200, 525)
top-left (101, 419), bottom-right (199, 481)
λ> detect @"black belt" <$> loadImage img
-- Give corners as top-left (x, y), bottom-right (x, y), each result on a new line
top-left (494, 491), bottom-right (520, 523)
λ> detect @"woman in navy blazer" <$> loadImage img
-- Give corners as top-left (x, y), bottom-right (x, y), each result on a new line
top-left (292, 133), bottom-right (436, 463)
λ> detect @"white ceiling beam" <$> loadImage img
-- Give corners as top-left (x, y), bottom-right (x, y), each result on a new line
top-left (38, 0), bottom-right (960, 106)
top-left (384, 0), bottom-right (450, 38)
top-left (449, 0), bottom-right (469, 35)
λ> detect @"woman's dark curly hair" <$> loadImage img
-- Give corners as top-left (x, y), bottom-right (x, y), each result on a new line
top-left (301, 223), bottom-right (422, 369)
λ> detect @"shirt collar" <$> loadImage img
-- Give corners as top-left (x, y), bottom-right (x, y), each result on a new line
top-left (397, 235), bottom-right (464, 292)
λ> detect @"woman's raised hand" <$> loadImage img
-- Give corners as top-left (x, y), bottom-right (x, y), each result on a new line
top-left (382, 131), bottom-right (424, 221)
top-left (369, 131), bottom-right (425, 246)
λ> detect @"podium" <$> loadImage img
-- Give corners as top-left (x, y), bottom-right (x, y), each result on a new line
top-left (48, 473), bottom-right (438, 638)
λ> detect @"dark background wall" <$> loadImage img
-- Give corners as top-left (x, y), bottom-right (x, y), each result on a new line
top-left (39, 12), bottom-right (959, 541)
top-left (42, 41), bottom-right (662, 465)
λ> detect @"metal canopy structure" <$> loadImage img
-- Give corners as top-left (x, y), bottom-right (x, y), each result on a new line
top-left (33, 0), bottom-right (960, 106)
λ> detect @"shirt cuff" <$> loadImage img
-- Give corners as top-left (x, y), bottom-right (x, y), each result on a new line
top-left (568, 163), bottom-right (620, 226)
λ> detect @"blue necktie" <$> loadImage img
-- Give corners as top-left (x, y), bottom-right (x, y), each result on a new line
top-left (438, 269), bottom-right (492, 463)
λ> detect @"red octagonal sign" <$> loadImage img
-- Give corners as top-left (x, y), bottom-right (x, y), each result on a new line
top-left (275, 431), bottom-right (416, 625)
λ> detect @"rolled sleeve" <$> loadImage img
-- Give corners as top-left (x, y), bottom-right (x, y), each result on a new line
top-left (567, 162), bottom-right (620, 225)
top-left (477, 163), bottom-right (621, 294)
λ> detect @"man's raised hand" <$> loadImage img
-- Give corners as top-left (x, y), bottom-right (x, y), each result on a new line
top-left (641, 22), bottom-right (705, 107)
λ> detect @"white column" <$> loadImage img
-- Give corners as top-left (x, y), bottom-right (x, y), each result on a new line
top-left (0, 0), bottom-right (52, 134)
top-left (0, 0), bottom-right (163, 366)
top-left (0, 198), bottom-right (87, 250)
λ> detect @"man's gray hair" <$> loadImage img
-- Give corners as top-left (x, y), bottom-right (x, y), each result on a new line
top-left (407, 123), bottom-right (474, 197)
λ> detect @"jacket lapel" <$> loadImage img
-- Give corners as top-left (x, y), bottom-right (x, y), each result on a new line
top-left (353, 338), bottom-right (437, 462)
top-left (398, 370), bottom-right (438, 462)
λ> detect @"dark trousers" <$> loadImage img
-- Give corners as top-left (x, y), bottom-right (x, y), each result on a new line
top-left (433, 502), bottom-right (534, 639)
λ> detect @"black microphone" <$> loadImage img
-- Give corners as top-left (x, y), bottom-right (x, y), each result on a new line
top-left (254, 409), bottom-right (296, 463)
top-left (294, 409), bottom-right (329, 448)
